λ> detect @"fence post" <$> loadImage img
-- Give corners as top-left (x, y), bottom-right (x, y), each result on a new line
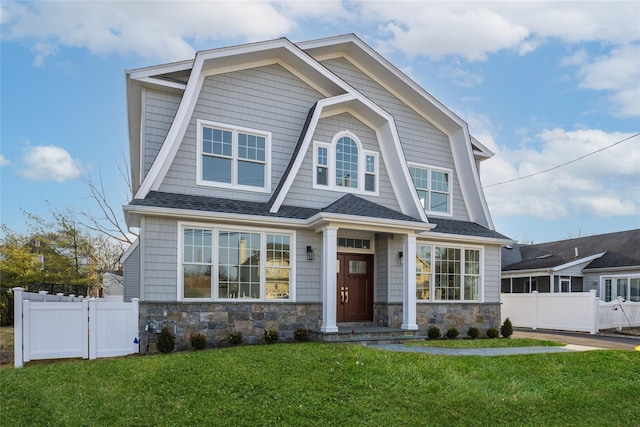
top-left (39, 290), bottom-right (48, 302)
top-left (532, 291), bottom-right (538, 330)
top-left (589, 290), bottom-right (598, 334)
top-left (88, 298), bottom-right (96, 360)
top-left (12, 288), bottom-right (24, 368)
top-left (56, 292), bottom-right (64, 302)
top-left (131, 298), bottom-right (140, 354)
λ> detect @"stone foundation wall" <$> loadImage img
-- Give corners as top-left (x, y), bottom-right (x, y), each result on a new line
top-left (375, 303), bottom-right (501, 334)
top-left (140, 302), bottom-right (322, 352)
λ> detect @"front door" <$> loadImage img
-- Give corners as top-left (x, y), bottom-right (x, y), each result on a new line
top-left (337, 253), bottom-right (374, 322)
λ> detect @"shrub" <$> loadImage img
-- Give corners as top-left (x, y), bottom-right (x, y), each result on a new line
top-left (294, 328), bottom-right (310, 342)
top-left (156, 327), bottom-right (175, 353)
top-left (466, 327), bottom-right (480, 339)
top-left (227, 332), bottom-right (243, 345)
top-left (427, 326), bottom-right (441, 340)
top-left (190, 333), bottom-right (207, 350)
top-left (501, 318), bottom-right (513, 338)
top-left (486, 327), bottom-right (499, 338)
top-left (446, 327), bottom-right (459, 339)
top-left (264, 329), bottom-right (279, 344)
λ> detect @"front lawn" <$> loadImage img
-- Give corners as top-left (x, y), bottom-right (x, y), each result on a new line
top-left (413, 337), bottom-right (564, 348)
top-left (1, 343), bottom-right (638, 426)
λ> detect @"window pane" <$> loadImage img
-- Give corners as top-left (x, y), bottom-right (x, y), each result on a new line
top-left (184, 265), bottom-right (211, 298)
top-left (410, 167), bottom-right (428, 190)
top-left (366, 155), bottom-right (375, 173)
top-left (617, 279), bottom-right (628, 299)
top-left (431, 171), bottom-right (449, 192)
top-left (265, 234), bottom-right (290, 299)
top-left (464, 276), bottom-right (479, 300)
top-left (417, 190), bottom-right (427, 209)
top-left (416, 245), bottom-right (431, 300)
top-left (202, 127), bottom-right (232, 156)
top-left (317, 146), bottom-right (327, 166)
top-left (349, 260), bottom-right (367, 274)
top-left (465, 250), bottom-right (480, 275)
top-left (365, 174), bottom-right (375, 192)
top-left (203, 156), bottom-right (232, 183)
top-left (336, 137), bottom-right (358, 188)
top-left (237, 161), bottom-right (265, 187)
top-left (434, 247), bottom-right (461, 300)
top-left (218, 232), bottom-right (260, 299)
top-left (630, 278), bottom-right (640, 302)
top-left (238, 133), bottom-right (266, 162)
top-left (317, 166), bottom-right (327, 186)
top-left (430, 192), bottom-right (448, 213)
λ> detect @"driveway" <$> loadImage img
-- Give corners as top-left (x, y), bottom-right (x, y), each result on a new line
top-left (512, 328), bottom-right (640, 350)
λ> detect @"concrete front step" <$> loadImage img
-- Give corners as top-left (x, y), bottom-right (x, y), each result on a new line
top-left (310, 326), bottom-right (427, 344)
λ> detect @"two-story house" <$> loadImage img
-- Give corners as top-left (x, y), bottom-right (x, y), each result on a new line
top-left (121, 34), bottom-right (511, 348)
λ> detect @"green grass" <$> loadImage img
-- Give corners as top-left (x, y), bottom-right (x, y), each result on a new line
top-left (413, 337), bottom-right (564, 348)
top-left (1, 343), bottom-right (639, 426)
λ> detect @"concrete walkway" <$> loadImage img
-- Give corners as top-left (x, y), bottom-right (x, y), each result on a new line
top-left (365, 343), bottom-right (581, 356)
top-left (365, 328), bottom-right (640, 356)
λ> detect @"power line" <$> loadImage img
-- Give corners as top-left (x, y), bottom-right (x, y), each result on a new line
top-left (483, 132), bottom-right (640, 189)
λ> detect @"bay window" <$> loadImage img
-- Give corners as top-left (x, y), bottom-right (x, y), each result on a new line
top-left (180, 224), bottom-right (293, 301)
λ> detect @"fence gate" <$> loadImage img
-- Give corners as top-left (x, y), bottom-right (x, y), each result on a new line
top-left (13, 288), bottom-right (139, 368)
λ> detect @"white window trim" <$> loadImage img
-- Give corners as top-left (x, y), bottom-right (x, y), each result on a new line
top-left (177, 222), bottom-right (295, 302)
top-left (601, 274), bottom-right (640, 302)
top-left (312, 131), bottom-right (379, 196)
top-left (414, 241), bottom-right (484, 302)
top-left (408, 162), bottom-right (453, 217)
top-left (196, 119), bottom-right (272, 193)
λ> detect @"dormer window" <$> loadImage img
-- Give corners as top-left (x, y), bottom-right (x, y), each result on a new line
top-left (313, 131), bottom-right (378, 195)
top-left (197, 120), bottom-right (271, 192)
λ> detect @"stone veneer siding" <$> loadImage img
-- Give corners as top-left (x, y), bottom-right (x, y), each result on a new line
top-left (140, 302), bottom-right (322, 352)
top-left (376, 303), bottom-right (501, 335)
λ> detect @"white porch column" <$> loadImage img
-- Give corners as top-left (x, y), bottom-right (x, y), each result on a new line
top-left (401, 233), bottom-right (418, 330)
top-left (321, 226), bottom-right (339, 333)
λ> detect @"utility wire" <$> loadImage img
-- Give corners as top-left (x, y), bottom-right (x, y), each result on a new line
top-left (483, 132), bottom-right (640, 189)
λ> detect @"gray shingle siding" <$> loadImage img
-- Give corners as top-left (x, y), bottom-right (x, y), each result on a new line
top-left (295, 230), bottom-right (322, 302)
top-left (159, 64), bottom-right (322, 199)
top-left (143, 89), bottom-right (182, 178)
top-left (143, 217), bottom-right (178, 301)
top-left (321, 57), bottom-right (470, 222)
top-left (483, 245), bottom-right (501, 303)
top-left (123, 244), bottom-right (140, 302)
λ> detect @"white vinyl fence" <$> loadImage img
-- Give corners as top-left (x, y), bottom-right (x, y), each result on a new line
top-left (501, 290), bottom-right (640, 334)
top-left (13, 287), bottom-right (139, 368)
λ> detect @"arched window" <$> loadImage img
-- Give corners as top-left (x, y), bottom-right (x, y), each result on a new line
top-left (313, 131), bottom-right (378, 194)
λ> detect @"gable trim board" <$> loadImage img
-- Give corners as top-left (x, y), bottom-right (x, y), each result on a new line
top-left (268, 92), bottom-right (428, 222)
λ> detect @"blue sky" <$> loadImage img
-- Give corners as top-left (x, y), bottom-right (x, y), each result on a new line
top-left (1, 1), bottom-right (639, 245)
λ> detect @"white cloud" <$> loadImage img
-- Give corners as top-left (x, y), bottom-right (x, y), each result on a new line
top-left (482, 129), bottom-right (640, 220)
top-left (19, 145), bottom-right (81, 182)
top-left (0, 154), bottom-right (9, 167)
top-left (1, 1), bottom-right (295, 63)
top-left (575, 44), bottom-right (640, 117)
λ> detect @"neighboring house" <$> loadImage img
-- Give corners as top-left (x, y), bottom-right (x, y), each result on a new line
top-left (501, 229), bottom-right (640, 301)
top-left (121, 34), bottom-right (511, 348)
top-left (102, 271), bottom-right (124, 301)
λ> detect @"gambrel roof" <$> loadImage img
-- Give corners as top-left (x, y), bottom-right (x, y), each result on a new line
top-left (125, 34), bottom-right (503, 237)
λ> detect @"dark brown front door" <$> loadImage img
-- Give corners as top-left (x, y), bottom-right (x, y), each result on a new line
top-left (337, 253), bottom-right (374, 322)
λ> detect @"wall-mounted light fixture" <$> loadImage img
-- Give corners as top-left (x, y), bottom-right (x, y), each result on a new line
top-left (399, 251), bottom-right (403, 265)
top-left (306, 246), bottom-right (314, 261)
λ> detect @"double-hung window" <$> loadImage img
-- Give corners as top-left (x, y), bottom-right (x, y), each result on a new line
top-left (409, 164), bottom-right (451, 215)
top-left (198, 120), bottom-right (270, 191)
top-left (415, 243), bottom-right (481, 301)
top-left (181, 224), bottom-right (293, 301)
top-left (313, 131), bottom-right (378, 194)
